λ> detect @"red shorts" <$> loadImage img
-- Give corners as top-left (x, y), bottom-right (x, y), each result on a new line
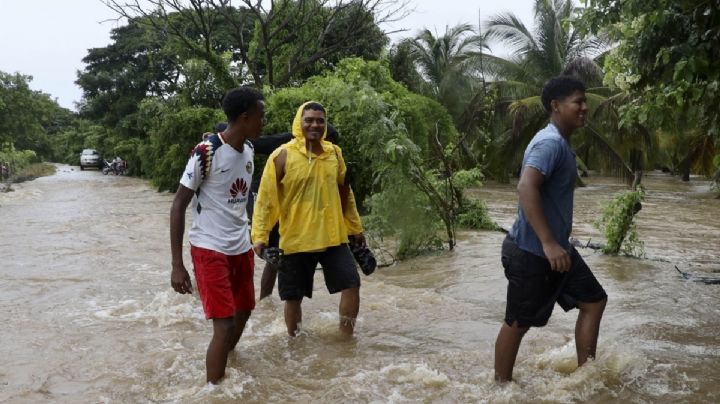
top-left (190, 246), bottom-right (255, 319)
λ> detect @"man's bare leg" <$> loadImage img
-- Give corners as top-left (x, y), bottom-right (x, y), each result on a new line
top-left (494, 321), bottom-right (530, 382)
top-left (575, 298), bottom-right (607, 366)
top-left (284, 299), bottom-right (302, 336)
top-left (338, 287), bottom-right (359, 335)
top-left (207, 317), bottom-right (235, 384)
top-left (228, 310), bottom-right (251, 350)
top-left (259, 262), bottom-right (278, 300)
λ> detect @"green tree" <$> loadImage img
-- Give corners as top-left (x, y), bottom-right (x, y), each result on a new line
top-left (386, 39), bottom-right (426, 93)
top-left (579, 0), bottom-right (720, 182)
top-left (393, 24), bottom-right (495, 170)
top-left (482, 0), bottom-right (636, 181)
top-left (249, 0), bottom-right (390, 86)
top-left (104, 0), bottom-right (402, 88)
top-left (103, 0), bottom-right (253, 89)
top-left (408, 24), bottom-right (488, 123)
top-left (0, 71), bottom-right (74, 160)
top-left (76, 19), bottom-right (182, 131)
top-left (76, 12), bottom-right (245, 132)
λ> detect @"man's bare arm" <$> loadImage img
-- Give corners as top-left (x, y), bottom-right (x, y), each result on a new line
top-left (170, 185), bottom-right (196, 293)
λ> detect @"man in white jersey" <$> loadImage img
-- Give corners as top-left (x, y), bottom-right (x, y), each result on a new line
top-left (170, 86), bottom-right (265, 384)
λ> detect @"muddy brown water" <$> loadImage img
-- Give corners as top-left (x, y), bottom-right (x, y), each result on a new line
top-left (1, 166), bottom-right (718, 403)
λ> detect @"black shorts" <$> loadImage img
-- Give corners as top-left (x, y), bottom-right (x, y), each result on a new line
top-left (501, 236), bottom-right (607, 328)
top-left (278, 244), bottom-right (360, 300)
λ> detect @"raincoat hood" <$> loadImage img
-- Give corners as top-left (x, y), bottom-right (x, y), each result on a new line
top-left (290, 101), bottom-right (334, 158)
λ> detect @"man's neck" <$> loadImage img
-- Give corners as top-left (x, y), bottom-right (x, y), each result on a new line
top-left (222, 127), bottom-right (247, 151)
top-left (305, 138), bottom-right (323, 154)
top-left (550, 118), bottom-right (573, 141)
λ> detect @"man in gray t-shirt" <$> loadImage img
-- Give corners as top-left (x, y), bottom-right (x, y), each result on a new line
top-left (494, 76), bottom-right (608, 383)
top-left (509, 122), bottom-right (577, 257)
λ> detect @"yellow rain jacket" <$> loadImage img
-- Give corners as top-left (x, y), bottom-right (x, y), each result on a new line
top-left (251, 102), bottom-right (363, 254)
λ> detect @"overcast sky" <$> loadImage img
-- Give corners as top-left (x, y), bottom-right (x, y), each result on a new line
top-left (0, 0), bottom-right (534, 111)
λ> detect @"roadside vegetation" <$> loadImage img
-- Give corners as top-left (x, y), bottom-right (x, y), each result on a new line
top-left (2, 0), bottom-right (718, 257)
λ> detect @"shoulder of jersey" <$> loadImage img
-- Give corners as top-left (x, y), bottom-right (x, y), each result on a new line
top-left (193, 134), bottom-right (224, 180)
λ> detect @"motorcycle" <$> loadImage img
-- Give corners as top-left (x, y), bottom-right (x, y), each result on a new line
top-left (102, 159), bottom-right (128, 175)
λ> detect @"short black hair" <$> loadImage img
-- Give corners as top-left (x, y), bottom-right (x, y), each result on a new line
top-left (541, 76), bottom-right (586, 112)
top-left (222, 86), bottom-right (264, 123)
top-left (302, 102), bottom-right (326, 115)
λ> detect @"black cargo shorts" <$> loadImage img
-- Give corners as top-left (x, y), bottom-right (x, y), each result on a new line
top-left (501, 236), bottom-right (607, 327)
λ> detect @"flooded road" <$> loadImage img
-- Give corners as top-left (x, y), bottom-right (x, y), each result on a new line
top-left (1, 166), bottom-right (719, 403)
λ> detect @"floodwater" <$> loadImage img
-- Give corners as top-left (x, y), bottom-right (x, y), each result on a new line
top-left (1, 166), bottom-right (718, 403)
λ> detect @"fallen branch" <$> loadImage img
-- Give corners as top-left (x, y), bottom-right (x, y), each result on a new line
top-left (674, 265), bottom-right (720, 285)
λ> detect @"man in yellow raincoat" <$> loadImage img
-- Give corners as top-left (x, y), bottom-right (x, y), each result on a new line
top-left (251, 101), bottom-right (365, 337)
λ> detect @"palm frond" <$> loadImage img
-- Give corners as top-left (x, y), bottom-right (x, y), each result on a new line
top-left (685, 134), bottom-right (717, 176)
top-left (584, 123), bottom-right (634, 183)
top-left (507, 95), bottom-right (546, 139)
top-left (484, 12), bottom-right (537, 54)
top-left (562, 57), bottom-right (603, 86)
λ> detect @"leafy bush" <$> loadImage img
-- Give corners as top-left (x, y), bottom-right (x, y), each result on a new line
top-left (0, 145), bottom-right (38, 171)
top-left (457, 198), bottom-right (497, 231)
top-left (138, 100), bottom-right (224, 192)
top-left (594, 188), bottom-right (645, 256)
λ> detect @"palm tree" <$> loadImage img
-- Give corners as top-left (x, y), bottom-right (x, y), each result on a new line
top-left (482, 0), bottom-right (638, 182)
top-left (408, 23), bottom-right (489, 124)
top-left (403, 23), bottom-right (493, 168)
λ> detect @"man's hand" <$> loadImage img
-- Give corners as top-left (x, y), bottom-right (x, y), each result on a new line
top-left (349, 233), bottom-right (366, 248)
top-left (542, 241), bottom-right (571, 272)
top-left (171, 264), bottom-right (193, 294)
top-left (253, 242), bottom-right (266, 257)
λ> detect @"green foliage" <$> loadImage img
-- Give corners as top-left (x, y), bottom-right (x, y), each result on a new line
top-left (594, 188), bottom-right (645, 256)
top-left (451, 168), bottom-right (483, 189)
top-left (363, 171), bottom-right (445, 259)
top-left (456, 198), bottom-right (497, 230)
top-left (139, 101), bottom-right (225, 192)
top-left (408, 23), bottom-right (489, 126)
top-left (0, 145), bottom-right (39, 171)
top-left (51, 118), bottom-right (127, 167)
top-left (0, 71), bottom-right (75, 160)
top-left (579, 0), bottom-right (720, 178)
top-left (248, 0), bottom-right (388, 87)
top-left (448, 168), bottom-right (497, 230)
top-left (386, 40), bottom-right (427, 93)
top-left (178, 57), bottom-right (231, 108)
top-left (580, 0), bottom-right (720, 130)
top-left (76, 20), bottom-right (181, 131)
top-left (76, 10), bottom-right (248, 135)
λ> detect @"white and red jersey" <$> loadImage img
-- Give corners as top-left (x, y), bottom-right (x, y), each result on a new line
top-left (179, 133), bottom-right (254, 255)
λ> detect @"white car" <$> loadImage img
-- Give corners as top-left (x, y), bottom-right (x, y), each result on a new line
top-left (79, 149), bottom-right (102, 170)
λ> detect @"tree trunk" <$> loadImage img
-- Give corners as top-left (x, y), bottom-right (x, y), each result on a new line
top-left (681, 168), bottom-right (690, 182)
top-left (631, 170), bottom-right (643, 190)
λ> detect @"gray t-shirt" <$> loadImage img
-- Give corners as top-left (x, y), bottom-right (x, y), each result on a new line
top-left (509, 123), bottom-right (576, 257)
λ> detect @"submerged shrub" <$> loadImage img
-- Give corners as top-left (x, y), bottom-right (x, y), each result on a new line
top-left (594, 188), bottom-right (645, 256)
